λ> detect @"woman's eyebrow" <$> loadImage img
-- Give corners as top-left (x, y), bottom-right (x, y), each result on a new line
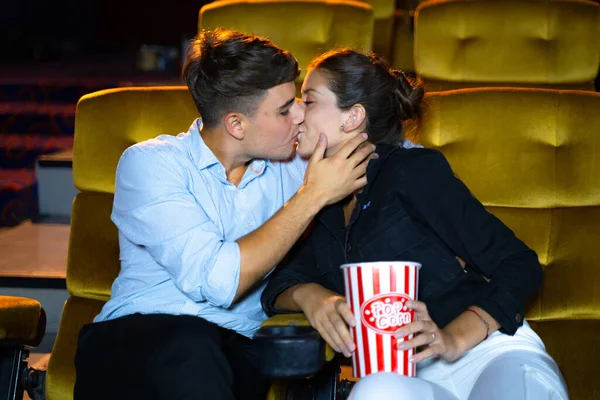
top-left (301, 88), bottom-right (321, 96)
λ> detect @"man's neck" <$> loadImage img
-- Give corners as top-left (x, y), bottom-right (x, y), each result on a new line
top-left (201, 127), bottom-right (251, 187)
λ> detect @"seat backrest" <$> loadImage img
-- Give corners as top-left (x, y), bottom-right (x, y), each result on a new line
top-left (361, 0), bottom-right (396, 60)
top-left (46, 87), bottom-right (199, 400)
top-left (414, 0), bottom-right (600, 91)
top-left (199, 0), bottom-right (374, 81)
top-left (413, 87), bottom-right (600, 321)
top-left (416, 88), bottom-right (600, 320)
top-left (413, 87), bottom-right (600, 399)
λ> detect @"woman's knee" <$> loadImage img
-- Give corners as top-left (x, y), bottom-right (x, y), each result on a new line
top-left (468, 352), bottom-right (568, 400)
top-left (348, 373), bottom-right (449, 400)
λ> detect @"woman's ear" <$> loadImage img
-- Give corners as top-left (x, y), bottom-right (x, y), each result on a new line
top-left (224, 113), bottom-right (245, 140)
top-left (343, 104), bottom-right (366, 132)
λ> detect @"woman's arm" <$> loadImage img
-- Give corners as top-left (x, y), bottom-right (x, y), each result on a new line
top-left (396, 149), bottom-right (543, 335)
top-left (395, 301), bottom-right (500, 363)
top-left (442, 305), bottom-right (500, 358)
top-left (261, 223), bottom-right (358, 357)
top-left (284, 283), bottom-right (356, 358)
top-left (261, 232), bottom-right (323, 316)
top-left (266, 273), bottom-right (358, 357)
top-left (272, 284), bottom-right (304, 312)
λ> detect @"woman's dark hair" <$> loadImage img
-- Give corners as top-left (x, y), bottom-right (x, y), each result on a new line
top-left (308, 49), bottom-right (424, 146)
top-left (183, 28), bottom-right (300, 128)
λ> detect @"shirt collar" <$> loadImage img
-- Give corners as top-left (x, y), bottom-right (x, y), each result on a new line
top-left (188, 118), bottom-right (271, 183)
top-left (188, 119), bottom-right (220, 171)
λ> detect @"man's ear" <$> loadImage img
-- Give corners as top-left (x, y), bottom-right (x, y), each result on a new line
top-left (343, 104), bottom-right (366, 132)
top-left (224, 113), bottom-right (245, 140)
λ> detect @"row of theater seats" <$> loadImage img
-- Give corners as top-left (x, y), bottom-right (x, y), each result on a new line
top-left (1, 1), bottom-right (598, 399)
top-left (415, 87), bottom-right (600, 400)
top-left (39, 88), bottom-right (600, 400)
top-left (372, 0), bottom-right (600, 87)
top-left (411, 5), bottom-right (600, 400)
top-left (4, 86), bottom-right (599, 400)
top-left (200, 0), bottom-right (600, 90)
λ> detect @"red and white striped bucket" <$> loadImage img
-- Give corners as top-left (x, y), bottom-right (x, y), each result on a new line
top-left (341, 261), bottom-right (420, 378)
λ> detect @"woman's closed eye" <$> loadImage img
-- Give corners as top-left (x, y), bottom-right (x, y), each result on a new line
top-left (303, 100), bottom-right (314, 106)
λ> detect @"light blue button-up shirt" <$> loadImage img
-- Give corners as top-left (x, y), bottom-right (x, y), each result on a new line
top-left (95, 118), bottom-right (420, 337)
top-left (95, 119), bottom-right (307, 337)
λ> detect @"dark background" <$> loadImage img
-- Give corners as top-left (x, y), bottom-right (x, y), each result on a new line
top-left (0, 0), bottom-right (213, 63)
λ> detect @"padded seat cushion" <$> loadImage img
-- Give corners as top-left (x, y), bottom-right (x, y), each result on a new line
top-left (67, 192), bottom-right (119, 300)
top-left (46, 296), bottom-right (104, 400)
top-left (423, 80), bottom-right (595, 92)
top-left (529, 320), bottom-right (600, 400)
top-left (414, 0), bottom-right (600, 86)
top-left (199, 0), bottom-right (374, 81)
top-left (74, 87), bottom-right (198, 194)
top-left (0, 296), bottom-right (45, 346)
top-left (415, 87), bottom-right (600, 400)
top-left (364, 0), bottom-right (396, 60)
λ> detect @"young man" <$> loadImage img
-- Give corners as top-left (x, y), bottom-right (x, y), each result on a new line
top-left (73, 28), bottom-right (376, 400)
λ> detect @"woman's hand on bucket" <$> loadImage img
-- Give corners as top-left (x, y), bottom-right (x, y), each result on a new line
top-left (295, 283), bottom-right (356, 357)
top-left (393, 300), bottom-right (461, 363)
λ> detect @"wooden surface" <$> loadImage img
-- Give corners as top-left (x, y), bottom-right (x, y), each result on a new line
top-left (0, 221), bottom-right (68, 279)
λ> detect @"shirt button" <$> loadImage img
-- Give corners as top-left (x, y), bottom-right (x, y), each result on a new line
top-left (515, 313), bottom-right (522, 323)
top-left (346, 243), bottom-right (352, 253)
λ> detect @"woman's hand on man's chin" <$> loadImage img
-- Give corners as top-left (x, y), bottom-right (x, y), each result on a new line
top-left (293, 283), bottom-right (356, 358)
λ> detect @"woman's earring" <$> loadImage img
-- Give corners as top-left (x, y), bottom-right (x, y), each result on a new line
top-left (340, 124), bottom-right (345, 131)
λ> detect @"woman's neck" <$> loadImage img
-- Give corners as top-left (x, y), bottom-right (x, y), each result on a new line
top-left (325, 132), bottom-right (370, 158)
top-left (342, 195), bottom-right (357, 227)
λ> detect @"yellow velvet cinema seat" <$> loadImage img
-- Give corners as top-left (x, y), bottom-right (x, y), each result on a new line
top-left (414, 0), bottom-right (600, 91)
top-left (390, 6), bottom-right (416, 71)
top-left (44, 87), bottom-right (343, 400)
top-left (413, 87), bottom-right (600, 400)
top-left (0, 296), bottom-right (46, 399)
top-left (388, 0), bottom-right (427, 72)
top-left (363, 0), bottom-right (426, 71)
top-left (44, 87), bottom-right (199, 400)
top-left (361, 0), bottom-right (396, 62)
top-left (198, 0), bottom-right (374, 83)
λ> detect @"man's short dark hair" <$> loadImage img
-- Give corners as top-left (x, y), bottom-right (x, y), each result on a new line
top-left (182, 28), bottom-right (300, 128)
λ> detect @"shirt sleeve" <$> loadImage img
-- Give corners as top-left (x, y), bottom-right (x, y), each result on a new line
top-left (111, 146), bottom-right (240, 308)
top-left (288, 154), bottom-right (309, 186)
top-left (397, 149), bottom-right (543, 334)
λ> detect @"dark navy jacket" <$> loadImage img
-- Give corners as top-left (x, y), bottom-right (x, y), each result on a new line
top-left (261, 145), bottom-right (542, 334)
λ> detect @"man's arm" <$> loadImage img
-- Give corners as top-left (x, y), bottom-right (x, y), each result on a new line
top-left (113, 133), bottom-right (374, 308)
top-left (235, 133), bottom-right (375, 302)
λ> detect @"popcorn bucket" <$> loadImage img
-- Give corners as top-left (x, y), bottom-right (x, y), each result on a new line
top-left (341, 261), bottom-right (420, 378)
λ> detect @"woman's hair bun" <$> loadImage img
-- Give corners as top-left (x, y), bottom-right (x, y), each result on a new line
top-left (392, 69), bottom-right (424, 121)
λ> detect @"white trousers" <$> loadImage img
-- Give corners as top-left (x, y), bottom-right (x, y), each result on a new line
top-left (348, 321), bottom-right (568, 400)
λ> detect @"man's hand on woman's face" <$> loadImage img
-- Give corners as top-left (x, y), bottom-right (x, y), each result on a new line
top-left (294, 283), bottom-right (356, 357)
top-left (302, 133), bottom-right (377, 209)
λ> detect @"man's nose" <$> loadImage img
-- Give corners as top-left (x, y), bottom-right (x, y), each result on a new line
top-left (293, 101), bottom-right (305, 124)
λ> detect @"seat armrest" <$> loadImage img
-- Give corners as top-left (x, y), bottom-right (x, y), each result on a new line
top-left (255, 314), bottom-right (335, 379)
top-left (0, 296), bottom-right (46, 347)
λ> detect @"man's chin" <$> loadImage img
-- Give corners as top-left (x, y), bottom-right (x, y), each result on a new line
top-left (266, 146), bottom-right (297, 161)
top-left (295, 143), bottom-right (313, 158)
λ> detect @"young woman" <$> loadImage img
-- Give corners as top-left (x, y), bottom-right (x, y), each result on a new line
top-left (261, 49), bottom-right (568, 399)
